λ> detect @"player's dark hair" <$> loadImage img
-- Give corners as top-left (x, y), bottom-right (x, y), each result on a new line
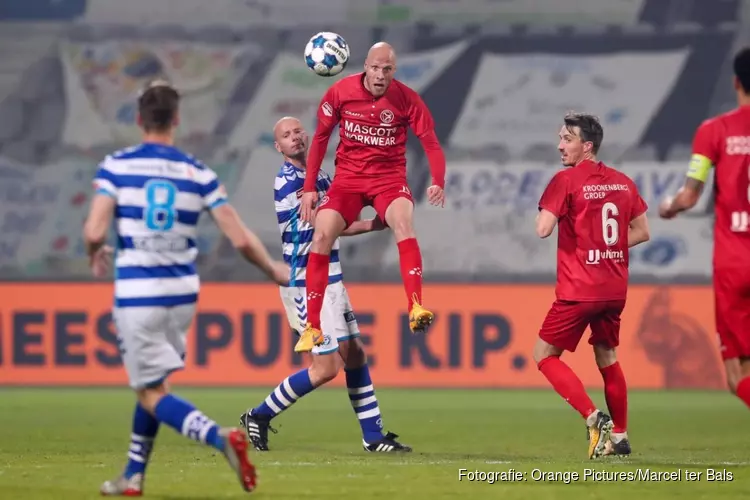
top-left (733, 47), bottom-right (750, 94)
top-left (563, 112), bottom-right (603, 154)
top-left (138, 80), bottom-right (180, 133)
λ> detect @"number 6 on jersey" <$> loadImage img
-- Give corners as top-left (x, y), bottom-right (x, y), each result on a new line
top-left (602, 202), bottom-right (619, 246)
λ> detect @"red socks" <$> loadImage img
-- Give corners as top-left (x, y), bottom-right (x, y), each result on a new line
top-left (397, 238), bottom-right (423, 311)
top-left (305, 252), bottom-right (330, 329)
top-left (538, 356), bottom-right (597, 419)
top-left (600, 362), bottom-right (628, 433)
top-left (540, 356), bottom-right (629, 433)
top-left (736, 376), bottom-right (750, 408)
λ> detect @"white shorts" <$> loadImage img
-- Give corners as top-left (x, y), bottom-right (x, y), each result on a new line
top-left (113, 304), bottom-right (195, 389)
top-left (280, 280), bottom-right (359, 355)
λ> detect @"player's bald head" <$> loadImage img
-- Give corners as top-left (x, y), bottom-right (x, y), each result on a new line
top-left (273, 116), bottom-right (306, 160)
top-left (364, 42), bottom-right (397, 97)
top-left (366, 42), bottom-right (396, 65)
top-left (273, 116), bottom-right (301, 141)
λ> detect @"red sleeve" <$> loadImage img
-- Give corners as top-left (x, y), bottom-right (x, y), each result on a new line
top-left (407, 90), bottom-right (446, 189)
top-left (304, 85), bottom-right (340, 192)
top-left (692, 119), bottom-right (719, 164)
top-left (538, 171), bottom-right (569, 218)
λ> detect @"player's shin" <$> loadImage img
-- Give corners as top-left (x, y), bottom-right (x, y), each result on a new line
top-left (600, 362), bottom-right (628, 433)
top-left (305, 252), bottom-right (330, 329)
top-left (537, 356), bottom-right (597, 419)
top-left (345, 363), bottom-right (385, 443)
top-left (151, 392), bottom-right (226, 452)
top-left (123, 403), bottom-right (159, 479)
top-left (397, 238), bottom-right (423, 310)
top-left (251, 368), bottom-right (316, 419)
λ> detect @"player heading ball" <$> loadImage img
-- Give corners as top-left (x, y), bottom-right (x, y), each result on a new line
top-left (295, 42), bottom-right (447, 353)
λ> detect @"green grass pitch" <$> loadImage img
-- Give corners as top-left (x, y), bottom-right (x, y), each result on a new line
top-left (0, 388), bottom-right (748, 499)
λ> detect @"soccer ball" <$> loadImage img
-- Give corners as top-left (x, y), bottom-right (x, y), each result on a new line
top-left (304, 32), bottom-right (350, 77)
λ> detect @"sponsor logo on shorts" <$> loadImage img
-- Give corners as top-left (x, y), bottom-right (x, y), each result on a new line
top-left (323, 335), bottom-right (332, 346)
top-left (321, 102), bottom-right (333, 117)
top-left (318, 195), bottom-right (330, 207)
top-left (380, 109), bottom-right (394, 124)
top-left (344, 311), bottom-right (356, 323)
top-left (586, 249), bottom-right (625, 265)
top-left (399, 185), bottom-right (411, 195)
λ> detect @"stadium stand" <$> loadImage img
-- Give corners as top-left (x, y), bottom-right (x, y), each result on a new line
top-left (0, 0), bottom-right (742, 282)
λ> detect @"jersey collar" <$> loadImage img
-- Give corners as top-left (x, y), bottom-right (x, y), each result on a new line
top-left (284, 161), bottom-right (305, 174)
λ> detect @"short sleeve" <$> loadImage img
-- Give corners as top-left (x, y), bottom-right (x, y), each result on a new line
top-left (685, 120), bottom-right (718, 183)
top-left (196, 166), bottom-right (228, 210)
top-left (92, 158), bottom-right (118, 198)
top-left (407, 89), bottom-right (436, 138)
top-left (538, 171), bottom-right (569, 218)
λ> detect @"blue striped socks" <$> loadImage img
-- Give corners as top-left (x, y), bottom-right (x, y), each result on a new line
top-left (153, 394), bottom-right (225, 452)
top-left (253, 369), bottom-right (315, 418)
top-left (123, 403), bottom-right (159, 479)
top-left (345, 364), bottom-right (384, 443)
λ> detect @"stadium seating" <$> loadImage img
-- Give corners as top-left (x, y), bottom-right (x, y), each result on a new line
top-left (0, 0), bottom-right (743, 281)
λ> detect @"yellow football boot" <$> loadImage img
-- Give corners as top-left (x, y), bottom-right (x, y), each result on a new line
top-left (294, 323), bottom-right (324, 352)
top-left (586, 411), bottom-right (614, 459)
top-left (408, 294), bottom-right (434, 333)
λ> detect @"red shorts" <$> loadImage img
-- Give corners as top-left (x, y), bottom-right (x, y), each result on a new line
top-left (539, 299), bottom-right (626, 352)
top-left (318, 174), bottom-right (414, 227)
top-left (714, 269), bottom-right (750, 360)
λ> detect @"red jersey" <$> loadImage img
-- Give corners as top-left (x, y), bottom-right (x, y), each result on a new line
top-left (304, 73), bottom-right (445, 192)
top-left (538, 160), bottom-right (648, 301)
top-left (690, 106), bottom-right (750, 271)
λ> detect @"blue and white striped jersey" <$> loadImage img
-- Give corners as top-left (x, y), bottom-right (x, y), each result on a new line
top-left (274, 162), bottom-right (342, 287)
top-left (93, 143), bottom-right (228, 308)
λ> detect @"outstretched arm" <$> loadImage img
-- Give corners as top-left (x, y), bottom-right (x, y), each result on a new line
top-left (211, 203), bottom-right (289, 285)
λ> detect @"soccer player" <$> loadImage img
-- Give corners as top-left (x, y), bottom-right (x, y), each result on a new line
top-left (534, 113), bottom-right (650, 459)
top-left (659, 47), bottom-right (750, 410)
top-left (84, 80), bottom-right (289, 496)
top-left (295, 41), bottom-right (447, 352)
top-left (239, 116), bottom-right (411, 453)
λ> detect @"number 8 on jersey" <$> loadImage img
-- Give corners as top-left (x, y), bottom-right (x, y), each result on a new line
top-left (145, 179), bottom-right (178, 231)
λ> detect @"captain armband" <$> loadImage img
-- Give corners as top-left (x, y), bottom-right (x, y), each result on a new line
top-left (686, 154), bottom-right (712, 183)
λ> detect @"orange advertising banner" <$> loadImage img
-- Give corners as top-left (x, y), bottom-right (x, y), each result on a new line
top-left (0, 283), bottom-right (725, 389)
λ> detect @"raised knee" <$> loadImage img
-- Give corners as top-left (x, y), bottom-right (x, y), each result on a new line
top-left (311, 228), bottom-right (335, 249)
top-left (309, 357), bottom-right (341, 385)
top-left (317, 366), bottom-right (339, 385)
top-left (392, 219), bottom-right (415, 240)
